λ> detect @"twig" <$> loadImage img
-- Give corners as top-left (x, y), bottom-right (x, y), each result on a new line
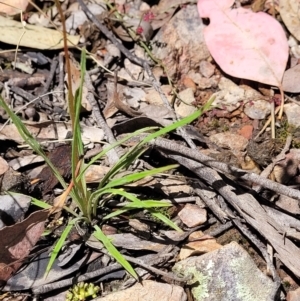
top-left (278, 85), bottom-right (285, 119)
top-left (9, 86), bottom-right (36, 102)
top-left (40, 57), bottom-right (58, 97)
top-left (84, 72), bottom-right (121, 164)
top-left (285, 94), bottom-right (300, 105)
top-left (57, 53), bottom-right (64, 93)
top-left (207, 221), bottom-right (233, 237)
top-left (31, 263), bottom-right (122, 294)
top-left (149, 136), bottom-right (300, 201)
top-left (270, 100), bottom-right (275, 139)
top-left (254, 106), bottom-right (280, 140)
top-left (123, 255), bottom-right (192, 282)
top-left (164, 152), bottom-right (300, 277)
top-left (193, 180), bottom-right (229, 223)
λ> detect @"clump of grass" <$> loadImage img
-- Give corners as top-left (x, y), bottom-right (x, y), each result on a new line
top-left (0, 48), bottom-right (213, 279)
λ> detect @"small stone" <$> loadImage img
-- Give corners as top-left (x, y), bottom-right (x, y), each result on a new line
top-left (182, 77), bottom-right (197, 92)
top-left (244, 99), bottom-right (271, 119)
top-left (178, 204), bottom-right (207, 227)
top-left (209, 132), bottom-right (248, 152)
top-left (284, 103), bottom-right (300, 127)
top-left (212, 77), bottom-right (245, 112)
top-left (0, 157), bottom-right (9, 176)
top-left (197, 76), bottom-right (215, 89)
top-left (175, 88), bottom-right (197, 118)
top-left (238, 125), bottom-right (253, 140)
top-left (199, 60), bottom-right (215, 78)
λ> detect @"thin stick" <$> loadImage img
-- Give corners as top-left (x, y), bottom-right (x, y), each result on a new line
top-left (278, 85), bottom-right (285, 119)
top-left (254, 106), bottom-right (280, 140)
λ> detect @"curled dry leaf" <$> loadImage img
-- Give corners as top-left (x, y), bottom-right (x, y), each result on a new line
top-left (197, 0), bottom-right (289, 86)
top-left (36, 144), bottom-right (72, 195)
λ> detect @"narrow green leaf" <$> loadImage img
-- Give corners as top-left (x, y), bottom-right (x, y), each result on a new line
top-left (104, 201), bottom-right (170, 220)
top-left (150, 210), bottom-right (182, 231)
top-left (71, 48), bottom-right (88, 216)
top-left (45, 219), bottom-right (78, 277)
top-left (93, 225), bottom-right (138, 279)
top-left (99, 189), bottom-right (178, 230)
top-left (140, 110), bottom-right (201, 145)
top-left (77, 126), bottom-right (158, 180)
top-left (31, 198), bottom-right (52, 209)
top-left (104, 164), bottom-right (178, 189)
top-left (140, 96), bottom-right (215, 146)
top-left (98, 147), bottom-right (147, 190)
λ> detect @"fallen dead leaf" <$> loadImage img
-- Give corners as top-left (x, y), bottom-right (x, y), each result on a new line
top-left (198, 0), bottom-right (288, 86)
top-left (9, 154), bottom-right (44, 170)
top-left (0, 121), bottom-right (104, 144)
top-left (0, 193), bottom-right (32, 229)
top-left (0, 16), bottom-right (79, 50)
top-left (36, 144), bottom-right (72, 195)
top-left (0, 209), bottom-right (49, 285)
top-left (282, 65), bottom-right (300, 93)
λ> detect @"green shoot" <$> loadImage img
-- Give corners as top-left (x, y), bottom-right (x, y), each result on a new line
top-left (92, 225), bottom-right (138, 279)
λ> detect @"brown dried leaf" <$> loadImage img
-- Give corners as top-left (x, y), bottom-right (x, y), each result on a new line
top-left (0, 209), bottom-right (49, 285)
top-left (36, 144), bottom-right (72, 195)
top-left (282, 65), bottom-right (300, 93)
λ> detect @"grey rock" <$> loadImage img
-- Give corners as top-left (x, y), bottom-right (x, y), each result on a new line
top-left (173, 242), bottom-right (278, 301)
top-left (284, 103), bottom-right (300, 127)
top-left (0, 193), bottom-right (31, 229)
top-left (244, 99), bottom-right (271, 120)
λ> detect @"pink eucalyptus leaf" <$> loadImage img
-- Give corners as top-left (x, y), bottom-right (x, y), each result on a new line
top-left (197, 0), bottom-right (289, 87)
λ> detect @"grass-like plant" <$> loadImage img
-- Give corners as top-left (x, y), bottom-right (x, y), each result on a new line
top-left (0, 49), bottom-right (213, 279)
